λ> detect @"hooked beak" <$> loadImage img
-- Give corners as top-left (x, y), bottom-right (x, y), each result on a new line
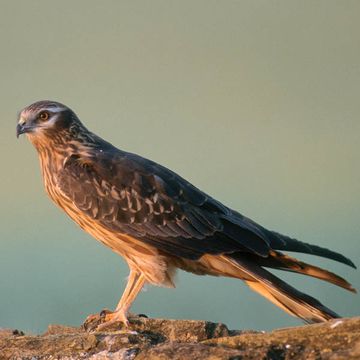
top-left (16, 117), bottom-right (34, 138)
top-left (16, 123), bottom-right (27, 138)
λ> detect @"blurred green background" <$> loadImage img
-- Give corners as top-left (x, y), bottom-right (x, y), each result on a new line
top-left (0, 1), bottom-right (359, 334)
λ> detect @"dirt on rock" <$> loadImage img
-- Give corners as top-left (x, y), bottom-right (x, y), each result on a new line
top-left (0, 315), bottom-right (359, 359)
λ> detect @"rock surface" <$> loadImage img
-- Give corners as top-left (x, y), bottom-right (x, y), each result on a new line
top-left (0, 316), bottom-right (359, 359)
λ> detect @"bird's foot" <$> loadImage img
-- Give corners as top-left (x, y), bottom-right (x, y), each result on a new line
top-left (97, 309), bottom-right (130, 331)
top-left (83, 308), bottom-right (133, 332)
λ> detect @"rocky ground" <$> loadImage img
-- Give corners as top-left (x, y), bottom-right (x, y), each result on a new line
top-left (0, 315), bottom-right (359, 359)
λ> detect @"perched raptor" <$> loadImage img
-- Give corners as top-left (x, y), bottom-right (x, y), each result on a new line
top-left (17, 100), bottom-right (356, 327)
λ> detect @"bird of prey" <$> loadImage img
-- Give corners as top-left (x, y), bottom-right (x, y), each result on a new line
top-left (17, 100), bottom-right (356, 327)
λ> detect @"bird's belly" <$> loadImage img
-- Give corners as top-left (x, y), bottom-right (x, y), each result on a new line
top-left (52, 193), bottom-right (176, 286)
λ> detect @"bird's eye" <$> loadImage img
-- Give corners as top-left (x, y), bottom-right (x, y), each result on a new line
top-left (39, 111), bottom-right (50, 121)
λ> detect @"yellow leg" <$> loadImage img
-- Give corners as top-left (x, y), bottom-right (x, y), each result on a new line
top-left (115, 270), bottom-right (143, 312)
top-left (98, 270), bottom-right (146, 329)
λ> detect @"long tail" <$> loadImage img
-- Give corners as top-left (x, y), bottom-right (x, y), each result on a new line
top-left (200, 253), bottom-right (353, 323)
top-left (244, 250), bottom-right (356, 293)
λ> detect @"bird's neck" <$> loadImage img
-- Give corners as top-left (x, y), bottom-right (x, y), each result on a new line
top-left (32, 130), bottom-right (97, 173)
top-left (34, 135), bottom-right (97, 206)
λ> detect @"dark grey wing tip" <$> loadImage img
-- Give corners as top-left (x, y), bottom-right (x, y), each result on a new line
top-left (312, 248), bottom-right (356, 269)
top-left (300, 247), bottom-right (356, 269)
top-left (269, 231), bottom-right (357, 269)
top-left (345, 258), bottom-right (357, 269)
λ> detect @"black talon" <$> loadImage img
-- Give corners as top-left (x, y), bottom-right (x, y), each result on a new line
top-left (100, 309), bottom-right (112, 318)
top-left (12, 329), bottom-right (24, 336)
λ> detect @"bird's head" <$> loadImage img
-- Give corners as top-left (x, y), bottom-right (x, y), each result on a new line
top-left (16, 100), bottom-right (85, 147)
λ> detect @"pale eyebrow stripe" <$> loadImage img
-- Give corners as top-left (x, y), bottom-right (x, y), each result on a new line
top-left (43, 106), bottom-right (67, 113)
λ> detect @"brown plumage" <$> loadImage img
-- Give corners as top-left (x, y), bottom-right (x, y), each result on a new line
top-left (17, 100), bottom-right (356, 327)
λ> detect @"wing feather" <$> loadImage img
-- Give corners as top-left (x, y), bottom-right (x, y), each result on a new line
top-left (56, 148), bottom-right (354, 268)
top-left (57, 150), bottom-right (271, 259)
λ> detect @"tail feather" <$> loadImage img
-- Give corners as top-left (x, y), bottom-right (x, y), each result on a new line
top-left (244, 251), bottom-right (356, 293)
top-left (218, 255), bottom-right (341, 323)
